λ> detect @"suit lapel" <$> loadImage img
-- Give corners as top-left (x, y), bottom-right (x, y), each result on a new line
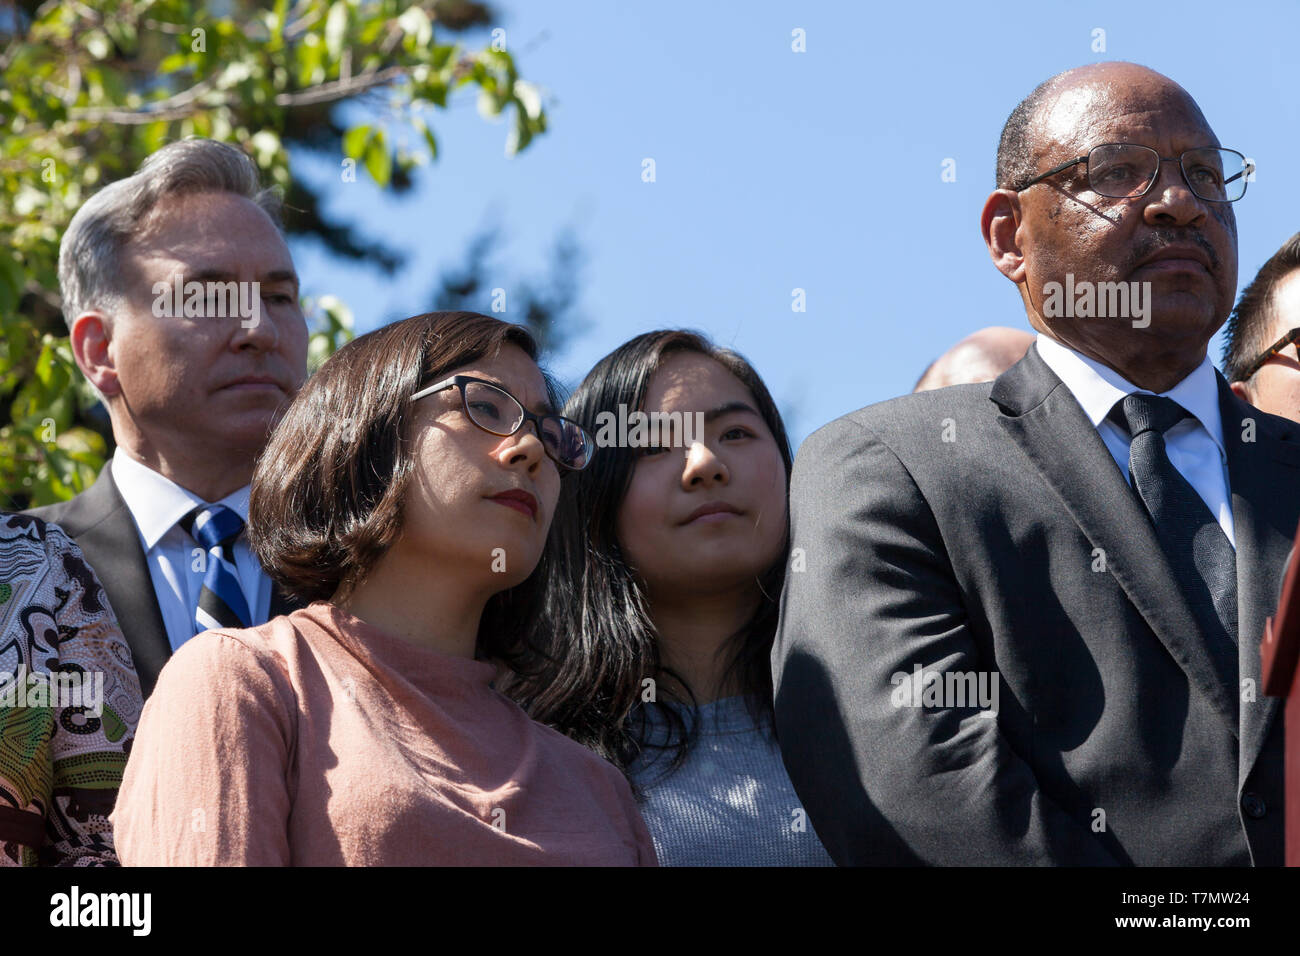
top-left (59, 463), bottom-right (173, 697)
top-left (1218, 383), bottom-right (1300, 782)
top-left (991, 347), bottom-right (1238, 733)
top-left (35, 465), bottom-right (310, 694)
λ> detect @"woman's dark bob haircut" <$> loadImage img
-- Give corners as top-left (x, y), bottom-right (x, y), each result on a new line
top-left (249, 311), bottom-right (555, 656)
top-left (505, 329), bottom-right (794, 774)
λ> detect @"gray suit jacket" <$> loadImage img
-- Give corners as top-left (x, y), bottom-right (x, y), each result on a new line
top-left (28, 461), bottom-right (301, 698)
top-left (773, 344), bottom-right (1299, 865)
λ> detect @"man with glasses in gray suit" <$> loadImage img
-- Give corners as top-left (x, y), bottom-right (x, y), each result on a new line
top-left (774, 62), bottom-right (1295, 866)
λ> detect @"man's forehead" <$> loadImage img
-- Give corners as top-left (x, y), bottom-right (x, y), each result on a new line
top-left (136, 192), bottom-right (278, 242)
top-left (137, 243), bottom-right (295, 272)
top-left (1035, 78), bottom-right (1216, 156)
top-left (129, 195), bottom-right (294, 271)
top-left (1270, 269), bottom-right (1300, 333)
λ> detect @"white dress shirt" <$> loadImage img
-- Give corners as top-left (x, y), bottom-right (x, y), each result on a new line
top-left (1034, 334), bottom-right (1234, 546)
top-left (111, 448), bottom-right (273, 651)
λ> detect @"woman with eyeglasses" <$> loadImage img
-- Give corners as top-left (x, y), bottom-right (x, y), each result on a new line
top-left (504, 330), bottom-right (834, 866)
top-left (111, 311), bottom-right (655, 866)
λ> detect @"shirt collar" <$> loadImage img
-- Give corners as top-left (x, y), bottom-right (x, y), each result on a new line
top-left (1034, 333), bottom-right (1227, 461)
top-left (111, 447), bottom-right (251, 550)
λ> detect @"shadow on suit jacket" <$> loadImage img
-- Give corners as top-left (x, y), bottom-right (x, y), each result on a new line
top-left (773, 344), bottom-right (1298, 866)
top-left (27, 460), bottom-right (303, 698)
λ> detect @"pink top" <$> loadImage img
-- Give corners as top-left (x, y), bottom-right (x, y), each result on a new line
top-left (111, 602), bottom-right (656, 866)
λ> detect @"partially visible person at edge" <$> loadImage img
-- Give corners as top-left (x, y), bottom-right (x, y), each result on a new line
top-left (913, 326), bottom-right (1035, 392)
top-left (1222, 231), bottom-right (1300, 424)
top-left (111, 311), bottom-right (657, 866)
top-left (504, 330), bottom-right (833, 866)
top-left (1, 512), bottom-right (142, 866)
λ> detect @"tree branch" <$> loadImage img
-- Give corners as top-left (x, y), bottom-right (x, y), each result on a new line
top-left (69, 75), bottom-right (219, 123)
top-left (67, 63), bottom-right (419, 123)
top-left (273, 65), bottom-right (408, 107)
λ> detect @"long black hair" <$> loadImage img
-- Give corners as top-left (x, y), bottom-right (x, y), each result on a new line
top-left (505, 330), bottom-right (794, 775)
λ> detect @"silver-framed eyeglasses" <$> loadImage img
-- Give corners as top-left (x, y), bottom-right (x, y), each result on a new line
top-left (411, 375), bottom-right (593, 471)
top-left (1014, 144), bottom-right (1253, 203)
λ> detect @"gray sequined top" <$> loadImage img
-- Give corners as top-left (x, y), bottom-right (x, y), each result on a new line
top-left (626, 696), bottom-right (835, 867)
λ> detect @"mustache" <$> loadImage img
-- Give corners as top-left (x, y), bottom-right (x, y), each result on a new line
top-left (1126, 229), bottom-right (1221, 274)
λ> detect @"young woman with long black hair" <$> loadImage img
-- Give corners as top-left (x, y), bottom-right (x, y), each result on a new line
top-left (507, 330), bottom-right (832, 866)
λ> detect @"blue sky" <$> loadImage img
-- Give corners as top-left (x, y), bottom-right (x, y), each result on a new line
top-left (289, 1), bottom-right (1300, 448)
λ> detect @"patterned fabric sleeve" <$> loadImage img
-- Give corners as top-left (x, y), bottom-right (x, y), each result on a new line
top-left (0, 512), bottom-right (143, 866)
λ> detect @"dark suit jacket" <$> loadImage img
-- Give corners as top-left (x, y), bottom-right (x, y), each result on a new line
top-left (773, 344), bottom-right (1299, 866)
top-left (28, 461), bottom-right (301, 697)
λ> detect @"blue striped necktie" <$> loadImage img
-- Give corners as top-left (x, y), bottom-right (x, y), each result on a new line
top-left (180, 504), bottom-right (252, 634)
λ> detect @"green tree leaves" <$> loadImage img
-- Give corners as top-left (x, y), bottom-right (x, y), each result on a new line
top-left (1, 0), bottom-right (548, 508)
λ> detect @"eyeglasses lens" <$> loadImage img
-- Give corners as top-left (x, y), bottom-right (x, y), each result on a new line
top-left (463, 381), bottom-right (524, 435)
top-left (1088, 145), bottom-right (1247, 201)
top-left (464, 380), bottom-right (591, 469)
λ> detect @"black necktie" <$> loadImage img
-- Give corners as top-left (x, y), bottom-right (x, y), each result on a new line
top-left (1108, 394), bottom-right (1238, 707)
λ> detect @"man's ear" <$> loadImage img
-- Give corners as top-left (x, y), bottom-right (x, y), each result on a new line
top-left (1229, 379), bottom-right (1253, 404)
top-left (70, 311), bottom-right (121, 397)
top-left (982, 189), bottom-right (1027, 284)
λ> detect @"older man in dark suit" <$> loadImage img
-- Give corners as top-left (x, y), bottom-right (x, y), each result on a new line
top-left (774, 62), bottom-right (1295, 865)
top-left (29, 139), bottom-right (307, 697)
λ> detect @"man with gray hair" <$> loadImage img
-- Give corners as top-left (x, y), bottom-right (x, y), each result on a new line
top-left (30, 138), bottom-right (308, 697)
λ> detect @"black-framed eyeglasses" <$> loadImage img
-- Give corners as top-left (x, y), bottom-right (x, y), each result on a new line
top-left (411, 375), bottom-right (594, 471)
top-left (1239, 327), bottom-right (1300, 380)
top-left (1014, 144), bottom-right (1253, 203)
